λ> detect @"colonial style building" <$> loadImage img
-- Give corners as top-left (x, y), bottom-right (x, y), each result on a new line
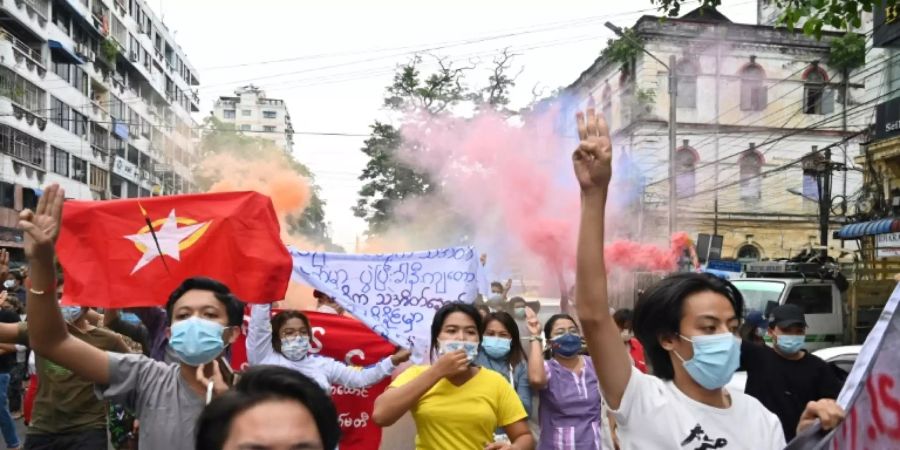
top-left (0, 0), bottom-right (200, 260)
top-left (566, 6), bottom-right (869, 262)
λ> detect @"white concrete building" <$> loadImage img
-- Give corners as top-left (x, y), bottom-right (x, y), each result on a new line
top-left (567, 5), bottom-right (870, 261)
top-left (212, 85), bottom-right (295, 153)
top-left (0, 0), bottom-right (200, 259)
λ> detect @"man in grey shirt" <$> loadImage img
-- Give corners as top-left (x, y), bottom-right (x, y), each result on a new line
top-left (21, 184), bottom-right (244, 450)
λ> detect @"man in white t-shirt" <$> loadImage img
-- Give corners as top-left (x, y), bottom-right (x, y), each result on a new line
top-left (569, 106), bottom-right (846, 449)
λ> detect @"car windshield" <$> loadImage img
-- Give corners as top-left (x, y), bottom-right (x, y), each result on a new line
top-left (732, 280), bottom-right (786, 315)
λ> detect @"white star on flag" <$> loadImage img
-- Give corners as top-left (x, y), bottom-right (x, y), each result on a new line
top-left (124, 209), bottom-right (209, 274)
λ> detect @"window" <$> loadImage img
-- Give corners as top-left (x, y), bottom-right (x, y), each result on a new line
top-left (736, 245), bottom-right (761, 261)
top-left (739, 151), bottom-right (763, 200)
top-left (740, 64), bottom-right (767, 111)
top-left (52, 147), bottom-right (69, 176)
top-left (242, 110), bottom-right (252, 117)
top-left (0, 182), bottom-right (13, 209)
top-left (0, 124), bottom-right (46, 168)
top-left (803, 67), bottom-right (833, 115)
top-left (676, 60), bottom-right (697, 108)
top-left (675, 147), bottom-right (697, 198)
top-left (223, 109), bottom-right (235, 119)
top-left (50, 97), bottom-right (66, 128)
top-left (240, 124), bottom-right (251, 131)
top-left (90, 165), bottom-right (109, 191)
top-left (263, 126), bottom-right (276, 132)
top-left (785, 285), bottom-right (833, 314)
top-left (263, 110), bottom-right (277, 119)
top-left (72, 110), bottom-right (87, 137)
top-left (72, 157), bottom-right (87, 183)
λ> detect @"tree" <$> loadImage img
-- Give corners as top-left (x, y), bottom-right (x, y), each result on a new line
top-left (649, 0), bottom-right (898, 38)
top-left (474, 48), bottom-right (523, 111)
top-left (196, 117), bottom-right (336, 248)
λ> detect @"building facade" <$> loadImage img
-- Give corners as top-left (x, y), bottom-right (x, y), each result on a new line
top-left (567, 7), bottom-right (871, 262)
top-left (212, 85), bottom-right (294, 153)
top-left (0, 0), bottom-right (200, 258)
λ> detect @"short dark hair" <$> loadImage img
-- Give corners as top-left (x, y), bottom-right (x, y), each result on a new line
top-left (490, 281), bottom-right (503, 291)
top-left (482, 311), bottom-right (527, 368)
top-left (196, 365), bottom-right (340, 450)
top-left (508, 296), bottom-right (526, 307)
top-left (633, 272), bottom-right (744, 380)
top-left (271, 310), bottom-right (312, 354)
top-left (165, 277), bottom-right (243, 327)
top-left (430, 302), bottom-right (482, 360)
top-left (613, 308), bottom-right (634, 329)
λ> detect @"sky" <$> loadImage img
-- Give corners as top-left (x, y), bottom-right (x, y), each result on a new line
top-left (161, 0), bottom-right (757, 251)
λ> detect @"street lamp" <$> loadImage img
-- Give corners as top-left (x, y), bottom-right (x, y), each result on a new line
top-left (604, 21), bottom-right (678, 236)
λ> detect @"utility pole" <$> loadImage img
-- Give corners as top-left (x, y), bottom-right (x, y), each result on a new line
top-left (668, 54), bottom-right (678, 236)
top-left (713, 35), bottom-right (721, 236)
top-left (818, 147), bottom-right (833, 260)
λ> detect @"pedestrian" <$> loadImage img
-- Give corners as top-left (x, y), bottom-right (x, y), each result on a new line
top-left (741, 304), bottom-right (844, 440)
top-left (373, 302), bottom-right (534, 450)
top-left (569, 107), bottom-right (846, 448)
top-left (739, 310), bottom-right (769, 345)
top-left (612, 309), bottom-right (647, 373)
top-left (313, 290), bottom-right (344, 315)
top-left (247, 303), bottom-right (410, 392)
top-left (0, 290), bottom-right (20, 450)
top-left (525, 310), bottom-right (602, 449)
top-left (5, 271), bottom-right (26, 307)
top-left (475, 311), bottom-right (532, 420)
top-left (507, 297), bottom-right (532, 341)
top-left (21, 182), bottom-right (244, 450)
top-left (196, 365), bottom-right (341, 450)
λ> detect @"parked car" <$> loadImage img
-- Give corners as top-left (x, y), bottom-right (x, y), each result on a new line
top-left (726, 345), bottom-right (861, 392)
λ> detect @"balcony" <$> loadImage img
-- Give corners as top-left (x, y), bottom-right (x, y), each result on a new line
top-left (10, 103), bottom-right (47, 132)
top-left (0, 123), bottom-right (46, 170)
top-left (11, 0), bottom-right (48, 28)
top-left (0, 29), bottom-right (46, 77)
top-left (90, 99), bottom-right (109, 123)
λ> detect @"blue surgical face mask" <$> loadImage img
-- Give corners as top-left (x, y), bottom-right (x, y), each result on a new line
top-left (169, 317), bottom-right (225, 366)
top-left (675, 333), bottom-right (741, 390)
top-left (551, 333), bottom-right (583, 357)
top-left (121, 312), bottom-right (142, 325)
top-left (61, 306), bottom-right (83, 323)
top-left (775, 334), bottom-right (805, 355)
top-left (439, 340), bottom-right (479, 363)
top-left (482, 336), bottom-right (512, 359)
top-left (281, 336), bottom-right (310, 361)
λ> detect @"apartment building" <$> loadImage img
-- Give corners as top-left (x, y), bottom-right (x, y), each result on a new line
top-left (0, 0), bottom-right (200, 258)
top-left (213, 85), bottom-right (295, 153)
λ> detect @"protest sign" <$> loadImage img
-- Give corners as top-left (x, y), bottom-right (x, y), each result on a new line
top-left (787, 283), bottom-right (900, 449)
top-left (289, 246), bottom-right (481, 362)
top-left (232, 310), bottom-right (396, 450)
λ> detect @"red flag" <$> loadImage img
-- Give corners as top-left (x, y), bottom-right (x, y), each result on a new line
top-left (56, 191), bottom-right (291, 307)
top-left (232, 309), bottom-right (395, 450)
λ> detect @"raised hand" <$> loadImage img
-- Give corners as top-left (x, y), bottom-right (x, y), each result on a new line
top-left (391, 348), bottom-right (412, 365)
top-left (525, 306), bottom-right (541, 337)
top-left (572, 108), bottom-right (612, 194)
top-left (432, 349), bottom-right (469, 378)
top-left (0, 249), bottom-right (8, 280)
top-left (196, 359), bottom-right (229, 399)
top-left (18, 184), bottom-right (65, 261)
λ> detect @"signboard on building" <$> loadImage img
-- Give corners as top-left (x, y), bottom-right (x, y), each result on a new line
top-left (112, 157), bottom-right (139, 183)
top-left (876, 96), bottom-right (900, 141)
top-left (874, 0), bottom-right (900, 48)
top-left (876, 232), bottom-right (900, 258)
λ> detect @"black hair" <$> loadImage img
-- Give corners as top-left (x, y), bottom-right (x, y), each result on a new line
top-left (196, 365), bottom-right (340, 450)
top-left (429, 302), bottom-right (483, 360)
top-left (490, 281), bottom-right (503, 291)
top-left (508, 296), bottom-right (526, 308)
top-left (165, 277), bottom-right (244, 327)
top-left (632, 272), bottom-right (744, 380)
top-left (482, 311), bottom-right (527, 368)
top-left (543, 313), bottom-right (579, 340)
top-left (271, 310), bottom-right (312, 354)
top-left (613, 308), bottom-right (634, 329)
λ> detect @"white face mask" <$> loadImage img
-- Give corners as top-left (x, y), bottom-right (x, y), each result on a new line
top-left (3, 280), bottom-right (14, 289)
top-left (621, 330), bottom-right (634, 342)
top-left (281, 336), bottom-right (310, 361)
top-left (317, 305), bottom-right (338, 314)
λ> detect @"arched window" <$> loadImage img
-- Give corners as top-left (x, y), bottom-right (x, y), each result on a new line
top-left (675, 146), bottom-right (698, 198)
top-left (601, 84), bottom-right (612, 123)
top-left (737, 244), bottom-right (761, 262)
top-left (740, 64), bottom-right (767, 111)
top-left (676, 60), bottom-right (697, 108)
top-left (803, 66), bottom-right (833, 115)
top-left (739, 149), bottom-right (763, 200)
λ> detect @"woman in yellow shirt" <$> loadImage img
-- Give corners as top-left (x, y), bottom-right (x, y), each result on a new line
top-left (373, 303), bottom-right (535, 450)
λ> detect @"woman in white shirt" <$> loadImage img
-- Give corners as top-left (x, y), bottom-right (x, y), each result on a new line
top-left (246, 303), bottom-right (410, 393)
top-left (569, 107), bottom-right (845, 449)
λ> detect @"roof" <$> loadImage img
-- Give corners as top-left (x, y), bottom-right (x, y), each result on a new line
top-left (680, 6), bottom-right (732, 23)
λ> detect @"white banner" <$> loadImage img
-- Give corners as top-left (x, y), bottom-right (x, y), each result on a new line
top-left (876, 233), bottom-right (900, 258)
top-left (289, 246), bottom-right (481, 363)
top-left (787, 282), bottom-right (900, 449)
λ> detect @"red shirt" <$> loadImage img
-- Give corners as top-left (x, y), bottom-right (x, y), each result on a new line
top-left (628, 337), bottom-right (648, 373)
